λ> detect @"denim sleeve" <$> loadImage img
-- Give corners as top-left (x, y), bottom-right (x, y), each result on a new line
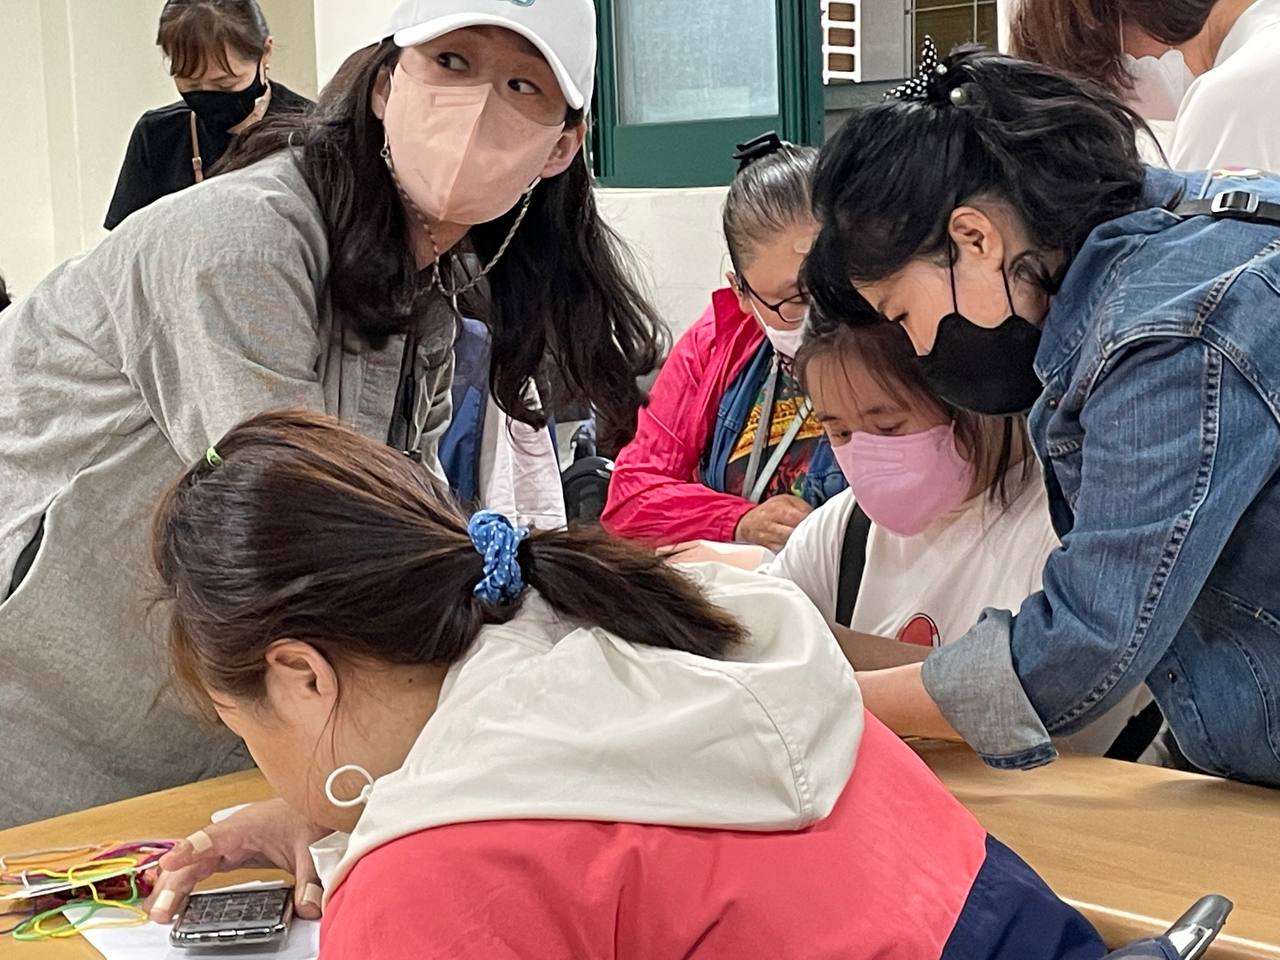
top-left (924, 339), bottom-right (1280, 768)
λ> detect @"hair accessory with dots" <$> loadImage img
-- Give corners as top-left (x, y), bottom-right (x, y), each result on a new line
top-left (468, 510), bottom-right (529, 607)
top-left (886, 36), bottom-right (950, 103)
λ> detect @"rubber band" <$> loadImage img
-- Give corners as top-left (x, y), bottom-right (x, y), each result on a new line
top-left (1, 840), bottom-right (174, 941)
top-left (0, 844), bottom-right (105, 873)
top-left (10, 869), bottom-right (147, 941)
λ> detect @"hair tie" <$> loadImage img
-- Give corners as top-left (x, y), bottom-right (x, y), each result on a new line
top-left (733, 131), bottom-right (789, 173)
top-left (467, 510), bottom-right (529, 606)
top-left (885, 36), bottom-right (951, 103)
top-left (205, 446), bottom-right (222, 467)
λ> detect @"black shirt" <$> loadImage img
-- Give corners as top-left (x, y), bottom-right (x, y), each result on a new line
top-left (104, 81), bottom-right (312, 230)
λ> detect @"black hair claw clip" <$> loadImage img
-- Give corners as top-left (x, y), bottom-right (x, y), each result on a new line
top-left (733, 131), bottom-right (788, 172)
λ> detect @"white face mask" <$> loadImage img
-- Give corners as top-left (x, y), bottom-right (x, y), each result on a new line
top-left (749, 303), bottom-right (807, 359)
top-left (1123, 49), bottom-right (1195, 122)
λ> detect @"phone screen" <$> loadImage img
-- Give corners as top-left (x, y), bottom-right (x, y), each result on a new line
top-left (170, 886), bottom-right (294, 948)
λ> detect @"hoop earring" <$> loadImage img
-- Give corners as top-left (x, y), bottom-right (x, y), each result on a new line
top-left (324, 764), bottom-right (375, 809)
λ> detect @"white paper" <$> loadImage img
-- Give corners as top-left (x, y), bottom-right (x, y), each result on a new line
top-left (64, 881), bottom-right (319, 960)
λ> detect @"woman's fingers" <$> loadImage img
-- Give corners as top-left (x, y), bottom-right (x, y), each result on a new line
top-left (144, 856), bottom-right (218, 923)
top-left (292, 839), bottom-right (324, 920)
top-left (146, 799), bottom-right (326, 923)
top-left (157, 828), bottom-right (216, 873)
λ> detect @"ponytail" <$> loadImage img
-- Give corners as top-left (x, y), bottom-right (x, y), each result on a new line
top-left (154, 410), bottom-right (740, 709)
top-left (521, 527), bottom-right (742, 660)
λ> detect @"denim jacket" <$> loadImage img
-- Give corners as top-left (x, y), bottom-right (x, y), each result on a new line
top-left (701, 340), bottom-right (847, 508)
top-left (922, 166), bottom-right (1280, 786)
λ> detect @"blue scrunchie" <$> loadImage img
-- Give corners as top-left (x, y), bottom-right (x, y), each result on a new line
top-left (468, 510), bottom-right (529, 606)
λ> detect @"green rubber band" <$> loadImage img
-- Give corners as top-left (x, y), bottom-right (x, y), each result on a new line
top-left (206, 447), bottom-right (223, 467)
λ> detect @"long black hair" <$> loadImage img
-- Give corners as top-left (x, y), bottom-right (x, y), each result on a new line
top-left (804, 44), bottom-right (1149, 325)
top-left (220, 40), bottom-right (665, 443)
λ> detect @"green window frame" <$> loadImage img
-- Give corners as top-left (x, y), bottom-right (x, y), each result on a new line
top-left (591, 0), bottom-right (825, 188)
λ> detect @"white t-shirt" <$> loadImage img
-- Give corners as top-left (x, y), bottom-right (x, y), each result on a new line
top-left (766, 464), bottom-right (1147, 755)
top-left (767, 468), bottom-right (1057, 646)
top-left (1170, 0), bottom-right (1280, 172)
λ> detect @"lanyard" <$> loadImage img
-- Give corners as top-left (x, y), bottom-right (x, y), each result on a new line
top-left (188, 113), bottom-right (204, 184)
top-left (742, 354), bottom-right (814, 505)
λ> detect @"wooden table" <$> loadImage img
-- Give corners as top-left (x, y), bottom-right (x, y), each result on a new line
top-left (0, 771), bottom-right (279, 959)
top-left (2, 750), bottom-right (1277, 958)
top-left (912, 743), bottom-right (1280, 960)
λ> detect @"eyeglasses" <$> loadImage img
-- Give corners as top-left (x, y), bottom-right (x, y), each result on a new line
top-left (737, 274), bottom-right (809, 319)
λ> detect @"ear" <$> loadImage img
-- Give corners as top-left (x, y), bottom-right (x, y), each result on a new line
top-left (539, 123), bottom-right (588, 180)
top-left (371, 66), bottom-right (392, 122)
top-left (262, 640), bottom-right (339, 717)
top-left (727, 271), bottom-right (753, 316)
top-left (262, 36), bottom-right (275, 72)
top-left (948, 205), bottom-right (1006, 269)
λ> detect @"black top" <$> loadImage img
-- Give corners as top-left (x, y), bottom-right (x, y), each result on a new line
top-left (104, 81), bottom-right (312, 230)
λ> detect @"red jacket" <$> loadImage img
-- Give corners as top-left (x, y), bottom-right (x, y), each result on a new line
top-left (316, 567), bottom-right (1101, 960)
top-left (602, 288), bottom-right (763, 545)
top-left (321, 718), bottom-right (1100, 960)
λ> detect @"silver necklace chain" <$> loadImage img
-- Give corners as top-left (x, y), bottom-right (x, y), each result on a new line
top-left (381, 142), bottom-right (534, 300)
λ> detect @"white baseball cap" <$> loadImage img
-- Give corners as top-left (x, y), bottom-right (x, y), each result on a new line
top-left (385, 0), bottom-right (596, 112)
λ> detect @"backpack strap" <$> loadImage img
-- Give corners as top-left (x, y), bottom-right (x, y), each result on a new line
top-left (835, 505), bottom-right (872, 628)
top-left (1173, 190), bottom-right (1280, 226)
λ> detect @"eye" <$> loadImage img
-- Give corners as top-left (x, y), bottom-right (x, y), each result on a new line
top-left (437, 52), bottom-right (469, 72)
top-left (874, 421), bottom-right (908, 436)
top-left (509, 78), bottom-right (541, 95)
top-left (824, 426), bottom-right (853, 446)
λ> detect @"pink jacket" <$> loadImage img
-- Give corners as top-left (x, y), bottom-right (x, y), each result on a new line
top-left (602, 288), bottom-right (763, 545)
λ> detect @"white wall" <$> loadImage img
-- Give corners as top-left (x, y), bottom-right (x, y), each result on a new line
top-left (313, 0), bottom-right (389, 88)
top-left (261, 0), bottom-right (320, 98)
top-left (597, 187), bottom-right (730, 340)
top-left (0, 0), bottom-right (55, 295)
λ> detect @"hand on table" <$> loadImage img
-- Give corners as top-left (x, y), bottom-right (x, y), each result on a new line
top-left (734, 495), bottom-right (813, 553)
top-left (144, 798), bottom-right (328, 923)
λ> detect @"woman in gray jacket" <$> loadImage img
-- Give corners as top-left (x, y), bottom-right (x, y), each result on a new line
top-left (0, 0), bottom-right (662, 827)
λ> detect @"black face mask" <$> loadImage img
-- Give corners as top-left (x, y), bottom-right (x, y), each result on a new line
top-left (181, 63), bottom-right (265, 132)
top-left (917, 253), bottom-right (1045, 417)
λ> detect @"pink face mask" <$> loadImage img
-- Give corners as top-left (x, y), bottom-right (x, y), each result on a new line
top-left (831, 424), bottom-right (975, 536)
top-left (382, 66), bottom-right (566, 225)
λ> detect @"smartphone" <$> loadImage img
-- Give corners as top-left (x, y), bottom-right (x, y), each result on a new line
top-left (169, 885), bottom-right (294, 949)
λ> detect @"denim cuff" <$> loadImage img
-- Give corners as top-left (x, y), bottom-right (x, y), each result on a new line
top-left (922, 608), bottom-right (1058, 771)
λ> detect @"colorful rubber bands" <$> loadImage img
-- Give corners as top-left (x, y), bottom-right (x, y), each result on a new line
top-left (0, 840), bottom-right (176, 941)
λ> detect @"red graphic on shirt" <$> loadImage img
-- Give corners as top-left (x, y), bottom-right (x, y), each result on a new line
top-left (896, 613), bottom-right (941, 648)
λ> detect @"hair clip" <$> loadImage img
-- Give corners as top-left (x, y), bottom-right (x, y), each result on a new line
top-left (733, 131), bottom-right (788, 173)
top-left (885, 36), bottom-right (950, 103)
